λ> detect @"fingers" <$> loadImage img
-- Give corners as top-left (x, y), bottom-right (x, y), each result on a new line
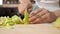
top-left (30, 18), bottom-right (40, 24)
top-left (29, 8), bottom-right (50, 24)
top-left (37, 8), bottom-right (48, 16)
top-left (18, 3), bottom-right (32, 15)
top-left (29, 13), bottom-right (36, 18)
top-left (30, 13), bottom-right (49, 24)
top-left (18, 3), bottom-right (28, 14)
top-left (41, 13), bottom-right (50, 23)
top-left (29, 8), bottom-right (43, 22)
top-left (29, 15), bottom-right (37, 22)
top-left (28, 7), bottom-right (32, 13)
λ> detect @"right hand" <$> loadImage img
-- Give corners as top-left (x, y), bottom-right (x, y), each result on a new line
top-left (18, 0), bottom-right (32, 15)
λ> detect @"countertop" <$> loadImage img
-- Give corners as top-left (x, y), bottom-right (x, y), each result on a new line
top-left (0, 24), bottom-right (60, 34)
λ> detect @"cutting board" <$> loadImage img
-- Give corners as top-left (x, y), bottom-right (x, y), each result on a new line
top-left (0, 24), bottom-right (60, 34)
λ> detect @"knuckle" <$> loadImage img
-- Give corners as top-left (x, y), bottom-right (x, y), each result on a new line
top-left (30, 16), bottom-right (37, 20)
top-left (47, 13), bottom-right (51, 16)
top-left (44, 9), bottom-right (48, 13)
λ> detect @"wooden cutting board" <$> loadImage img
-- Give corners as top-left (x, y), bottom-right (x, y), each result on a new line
top-left (0, 24), bottom-right (60, 34)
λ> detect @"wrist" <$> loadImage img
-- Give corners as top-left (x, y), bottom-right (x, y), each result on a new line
top-left (53, 10), bottom-right (60, 18)
top-left (48, 12), bottom-right (57, 23)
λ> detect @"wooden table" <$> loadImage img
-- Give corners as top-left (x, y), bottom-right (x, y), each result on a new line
top-left (0, 24), bottom-right (60, 34)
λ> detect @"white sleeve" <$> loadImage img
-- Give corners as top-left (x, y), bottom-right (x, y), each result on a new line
top-left (30, 4), bottom-right (39, 14)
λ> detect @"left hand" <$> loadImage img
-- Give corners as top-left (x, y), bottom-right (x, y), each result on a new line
top-left (29, 8), bottom-right (57, 24)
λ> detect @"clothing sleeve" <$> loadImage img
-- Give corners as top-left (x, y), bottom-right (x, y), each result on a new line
top-left (30, 4), bottom-right (39, 14)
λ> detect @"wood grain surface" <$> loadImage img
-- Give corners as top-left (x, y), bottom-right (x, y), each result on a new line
top-left (0, 24), bottom-right (60, 34)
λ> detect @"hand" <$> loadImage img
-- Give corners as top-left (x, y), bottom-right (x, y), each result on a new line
top-left (54, 10), bottom-right (60, 17)
top-left (29, 8), bottom-right (57, 24)
top-left (18, 0), bottom-right (32, 15)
